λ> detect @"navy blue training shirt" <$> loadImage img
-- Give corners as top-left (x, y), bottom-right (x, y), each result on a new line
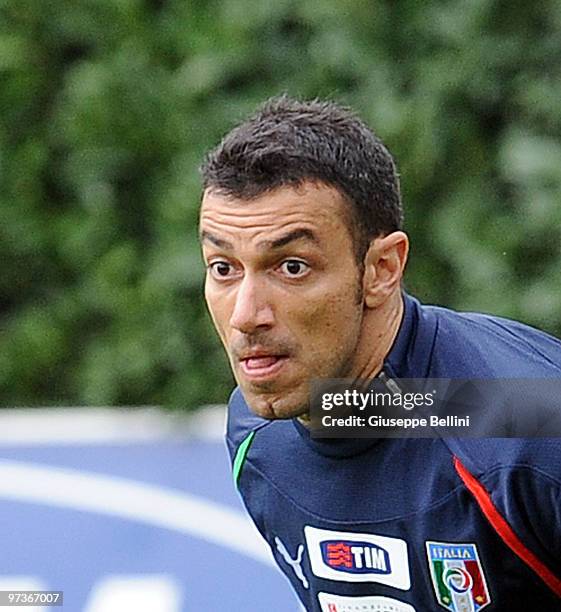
top-left (226, 294), bottom-right (561, 611)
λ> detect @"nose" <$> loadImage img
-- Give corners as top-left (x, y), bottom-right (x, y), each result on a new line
top-left (229, 275), bottom-right (275, 334)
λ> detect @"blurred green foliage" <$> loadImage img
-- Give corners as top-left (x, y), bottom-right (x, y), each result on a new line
top-left (1, 0), bottom-right (560, 408)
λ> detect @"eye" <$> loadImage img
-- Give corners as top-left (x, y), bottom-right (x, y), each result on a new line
top-left (208, 261), bottom-right (235, 279)
top-left (279, 259), bottom-right (310, 278)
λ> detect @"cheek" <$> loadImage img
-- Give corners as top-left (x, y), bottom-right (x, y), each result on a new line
top-left (205, 286), bottom-right (230, 339)
top-left (297, 285), bottom-right (362, 345)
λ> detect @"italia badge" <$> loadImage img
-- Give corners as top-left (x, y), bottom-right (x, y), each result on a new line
top-left (426, 541), bottom-right (491, 611)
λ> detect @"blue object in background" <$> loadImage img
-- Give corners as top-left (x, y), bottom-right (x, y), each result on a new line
top-left (0, 408), bottom-right (301, 612)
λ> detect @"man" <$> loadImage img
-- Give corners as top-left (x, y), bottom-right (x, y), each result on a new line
top-left (199, 96), bottom-right (561, 611)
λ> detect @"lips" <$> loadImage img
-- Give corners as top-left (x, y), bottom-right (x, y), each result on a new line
top-left (244, 356), bottom-right (280, 369)
top-left (239, 354), bottom-right (288, 381)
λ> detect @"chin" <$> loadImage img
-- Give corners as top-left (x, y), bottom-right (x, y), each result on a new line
top-left (244, 388), bottom-right (308, 420)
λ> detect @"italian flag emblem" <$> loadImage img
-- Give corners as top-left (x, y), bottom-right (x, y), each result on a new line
top-left (426, 541), bottom-right (491, 611)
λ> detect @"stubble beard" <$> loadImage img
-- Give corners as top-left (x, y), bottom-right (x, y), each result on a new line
top-left (242, 325), bottom-right (362, 420)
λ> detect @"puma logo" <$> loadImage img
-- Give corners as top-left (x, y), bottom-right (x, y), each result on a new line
top-left (275, 536), bottom-right (309, 589)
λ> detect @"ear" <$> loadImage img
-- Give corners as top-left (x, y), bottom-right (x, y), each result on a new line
top-left (362, 231), bottom-right (409, 308)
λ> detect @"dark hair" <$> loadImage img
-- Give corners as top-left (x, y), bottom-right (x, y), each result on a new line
top-left (200, 95), bottom-right (403, 264)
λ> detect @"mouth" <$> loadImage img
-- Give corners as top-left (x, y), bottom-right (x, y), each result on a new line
top-left (238, 354), bottom-right (289, 381)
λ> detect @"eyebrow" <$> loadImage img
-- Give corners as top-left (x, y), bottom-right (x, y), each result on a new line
top-left (200, 228), bottom-right (319, 251)
top-left (199, 230), bottom-right (234, 250)
top-left (261, 229), bottom-right (319, 250)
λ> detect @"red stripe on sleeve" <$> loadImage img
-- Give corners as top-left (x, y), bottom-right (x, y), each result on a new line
top-left (454, 455), bottom-right (561, 597)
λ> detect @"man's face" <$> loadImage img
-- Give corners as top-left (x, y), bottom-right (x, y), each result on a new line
top-left (200, 181), bottom-right (365, 419)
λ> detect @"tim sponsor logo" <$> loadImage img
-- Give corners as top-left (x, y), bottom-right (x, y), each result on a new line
top-left (305, 526), bottom-right (410, 589)
top-left (321, 540), bottom-right (391, 574)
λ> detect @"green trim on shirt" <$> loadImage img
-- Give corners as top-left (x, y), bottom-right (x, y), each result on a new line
top-left (233, 430), bottom-right (256, 488)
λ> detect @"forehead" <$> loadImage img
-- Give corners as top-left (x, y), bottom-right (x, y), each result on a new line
top-left (199, 182), bottom-right (351, 245)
